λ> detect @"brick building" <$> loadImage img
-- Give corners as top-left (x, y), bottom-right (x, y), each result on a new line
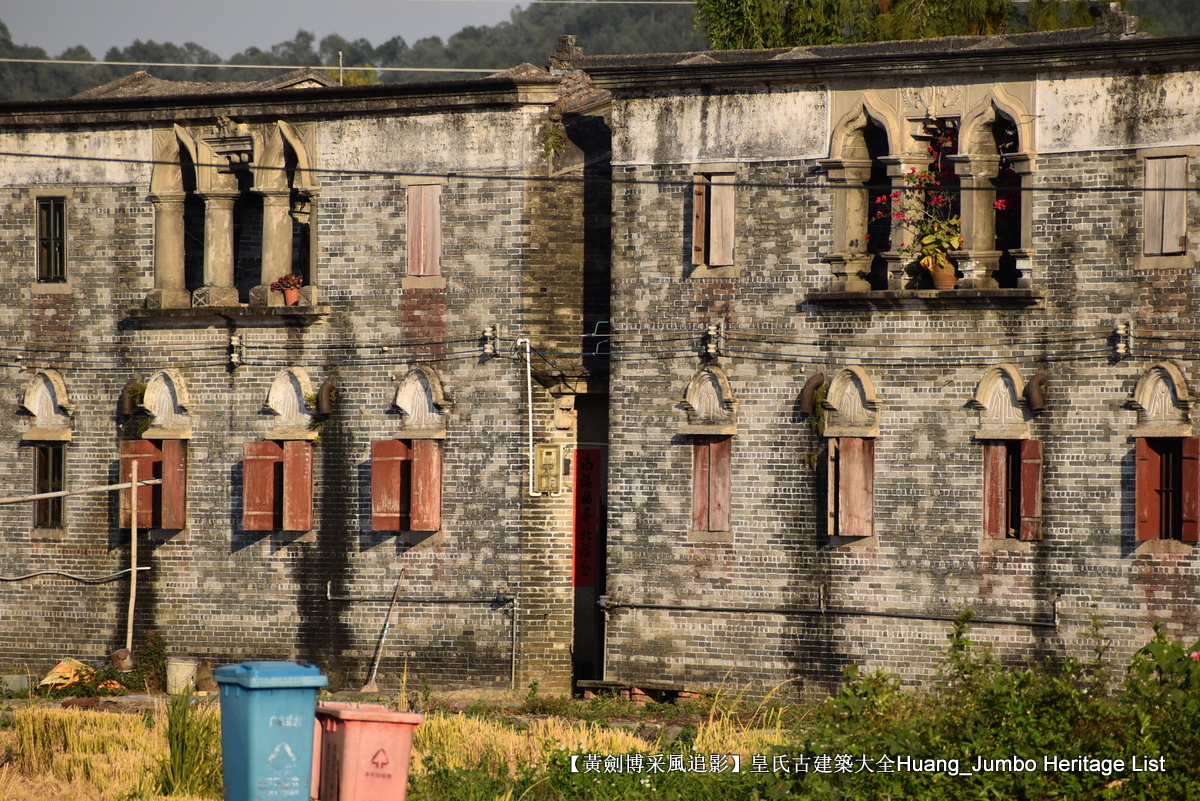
top-left (1, 11), bottom-right (1199, 697)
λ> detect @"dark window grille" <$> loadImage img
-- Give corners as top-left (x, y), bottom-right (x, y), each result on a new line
top-left (1155, 438), bottom-right (1184, 541)
top-left (1005, 440), bottom-right (1021, 538)
top-left (34, 442), bottom-right (65, 528)
top-left (37, 197), bottom-right (66, 283)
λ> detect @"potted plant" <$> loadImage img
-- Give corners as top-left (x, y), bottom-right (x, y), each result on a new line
top-left (270, 273), bottom-right (305, 306)
top-left (876, 125), bottom-right (963, 290)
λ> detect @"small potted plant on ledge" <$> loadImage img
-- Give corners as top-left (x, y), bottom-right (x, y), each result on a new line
top-left (270, 273), bottom-right (305, 306)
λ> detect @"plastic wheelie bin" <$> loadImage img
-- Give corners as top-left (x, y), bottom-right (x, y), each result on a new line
top-left (315, 702), bottom-right (423, 801)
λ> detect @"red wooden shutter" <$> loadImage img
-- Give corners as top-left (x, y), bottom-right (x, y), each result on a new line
top-left (409, 184), bottom-right (442, 277)
top-left (692, 437), bottom-right (710, 530)
top-left (981, 441), bottom-right (1006, 539)
top-left (1182, 437), bottom-right (1200, 542)
top-left (1135, 437), bottom-right (1160, 541)
top-left (1018, 439), bottom-right (1043, 541)
top-left (120, 439), bottom-right (161, 529)
top-left (692, 178), bottom-right (708, 265)
top-left (282, 440), bottom-right (313, 531)
top-left (838, 437), bottom-right (875, 538)
top-left (708, 174), bottom-right (735, 267)
top-left (160, 439), bottom-right (188, 530)
top-left (411, 439), bottom-right (443, 531)
top-left (243, 440), bottom-right (283, 531)
top-left (371, 439), bottom-right (409, 531)
top-left (708, 435), bottom-right (732, 532)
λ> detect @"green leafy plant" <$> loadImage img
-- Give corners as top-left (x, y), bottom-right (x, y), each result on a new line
top-left (158, 688), bottom-right (222, 796)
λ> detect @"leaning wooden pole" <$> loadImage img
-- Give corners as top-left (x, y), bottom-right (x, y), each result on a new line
top-left (126, 459), bottom-right (138, 653)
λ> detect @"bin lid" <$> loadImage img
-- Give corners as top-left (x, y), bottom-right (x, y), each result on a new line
top-left (214, 661), bottom-right (329, 689)
top-left (316, 703), bottom-right (423, 725)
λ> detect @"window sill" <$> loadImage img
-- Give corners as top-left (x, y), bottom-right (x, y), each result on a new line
top-left (32, 282), bottom-right (73, 295)
top-left (1134, 538), bottom-right (1194, 555)
top-left (980, 536), bottom-right (1035, 552)
top-left (688, 264), bottom-right (740, 279)
top-left (688, 529), bottom-right (732, 544)
top-left (127, 305), bottom-right (331, 326)
top-left (805, 288), bottom-right (1044, 309)
top-left (401, 276), bottom-right (446, 290)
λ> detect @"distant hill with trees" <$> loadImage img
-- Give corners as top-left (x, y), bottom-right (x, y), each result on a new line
top-left (0, 0), bottom-right (1193, 101)
top-left (0, 2), bottom-right (705, 101)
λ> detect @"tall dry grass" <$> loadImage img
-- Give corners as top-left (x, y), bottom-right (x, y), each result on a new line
top-left (411, 714), bottom-right (655, 777)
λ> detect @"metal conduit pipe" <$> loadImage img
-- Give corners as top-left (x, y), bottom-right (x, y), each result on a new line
top-left (325, 582), bottom-right (514, 606)
top-left (598, 596), bottom-right (1059, 630)
top-left (514, 337), bottom-right (542, 498)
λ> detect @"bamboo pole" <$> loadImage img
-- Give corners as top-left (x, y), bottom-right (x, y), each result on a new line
top-left (126, 460), bottom-right (138, 653)
top-left (0, 478), bottom-right (160, 506)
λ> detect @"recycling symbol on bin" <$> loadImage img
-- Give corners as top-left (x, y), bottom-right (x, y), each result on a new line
top-left (371, 749), bottom-right (389, 769)
top-left (268, 743), bottom-right (298, 771)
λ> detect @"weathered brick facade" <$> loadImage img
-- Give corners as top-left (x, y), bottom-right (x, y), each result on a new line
top-left (2, 18), bottom-right (1199, 700)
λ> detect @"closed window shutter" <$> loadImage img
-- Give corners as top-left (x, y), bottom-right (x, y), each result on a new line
top-left (1018, 439), bottom-right (1043, 541)
top-left (981, 441), bottom-right (1007, 539)
top-left (243, 441), bottom-right (283, 531)
top-left (691, 437), bottom-right (711, 530)
top-left (119, 439), bottom-right (161, 529)
top-left (692, 178), bottom-right (708, 266)
top-left (1145, 159), bottom-right (1165, 255)
top-left (1135, 437), bottom-right (1160, 541)
top-left (708, 174), bottom-right (735, 267)
top-left (1162, 157), bottom-right (1188, 256)
top-left (1182, 437), bottom-right (1200, 542)
top-left (707, 435), bottom-right (732, 532)
top-left (371, 439), bottom-right (410, 531)
top-left (838, 437), bottom-right (875, 538)
top-left (411, 439), bottom-right (444, 531)
top-left (282, 440), bottom-right (313, 531)
top-left (160, 439), bottom-right (188, 530)
top-left (827, 437), bottom-right (839, 536)
top-left (408, 184), bottom-right (442, 277)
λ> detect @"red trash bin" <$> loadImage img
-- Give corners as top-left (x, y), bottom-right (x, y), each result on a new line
top-left (315, 702), bottom-right (423, 801)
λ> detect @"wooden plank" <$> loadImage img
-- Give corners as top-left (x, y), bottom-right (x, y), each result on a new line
top-left (119, 439), bottom-right (161, 529)
top-left (282, 440), bottom-right (313, 531)
top-left (408, 184), bottom-right (442, 277)
top-left (708, 174), bottom-right (735, 267)
top-left (371, 439), bottom-right (409, 531)
top-left (1019, 439), bottom-right (1043, 541)
top-left (1135, 437), bottom-right (1159, 541)
top-left (410, 439), bottom-right (443, 532)
top-left (981, 441), bottom-right (1006, 539)
top-left (243, 440), bottom-right (283, 531)
top-left (827, 437), bottom-right (839, 537)
top-left (708, 435), bottom-right (732, 532)
top-left (839, 437), bottom-right (874, 538)
top-left (160, 439), bottom-right (188, 530)
top-left (692, 178), bottom-right (708, 265)
top-left (1145, 158), bottom-right (1166, 256)
top-left (691, 437), bottom-right (710, 531)
top-left (1162, 156), bottom-right (1188, 255)
top-left (1182, 437), bottom-right (1200, 542)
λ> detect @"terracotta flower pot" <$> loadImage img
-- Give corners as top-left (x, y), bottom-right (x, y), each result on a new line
top-left (283, 288), bottom-right (301, 306)
top-left (928, 260), bottom-right (958, 290)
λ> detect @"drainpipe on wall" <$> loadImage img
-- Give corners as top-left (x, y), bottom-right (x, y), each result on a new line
top-left (516, 338), bottom-right (542, 497)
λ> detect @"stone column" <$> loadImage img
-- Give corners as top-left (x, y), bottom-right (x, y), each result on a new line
top-left (952, 154), bottom-right (1002, 289)
top-left (197, 191), bottom-right (240, 306)
top-left (146, 193), bottom-right (191, 308)
top-left (250, 191), bottom-right (295, 307)
top-left (819, 158), bottom-right (874, 291)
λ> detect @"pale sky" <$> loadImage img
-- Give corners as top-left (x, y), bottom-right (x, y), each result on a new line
top-left (3, 0), bottom-right (527, 61)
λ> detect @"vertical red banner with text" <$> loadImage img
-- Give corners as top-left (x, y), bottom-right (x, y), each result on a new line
top-left (573, 448), bottom-right (602, 588)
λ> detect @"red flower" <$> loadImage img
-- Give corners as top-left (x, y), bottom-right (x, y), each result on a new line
top-left (993, 199), bottom-right (1009, 211)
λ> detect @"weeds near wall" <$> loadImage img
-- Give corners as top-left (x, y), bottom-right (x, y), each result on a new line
top-left (158, 689), bottom-right (221, 797)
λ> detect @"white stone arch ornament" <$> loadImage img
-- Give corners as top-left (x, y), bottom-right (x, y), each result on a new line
top-left (970, 364), bottom-right (1030, 439)
top-left (142, 369), bottom-right (192, 439)
top-left (679, 366), bottom-right (738, 435)
top-left (21, 370), bottom-right (73, 441)
top-left (266, 367), bottom-right (317, 440)
top-left (1131, 362), bottom-right (1193, 437)
top-left (822, 366), bottom-right (880, 438)
top-left (393, 366), bottom-right (451, 439)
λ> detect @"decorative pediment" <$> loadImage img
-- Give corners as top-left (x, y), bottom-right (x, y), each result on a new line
top-left (393, 366), bottom-right (450, 439)
top-left (20, 369), bottom-right (73, 441)
top-left (970, 364), bottom-right (1030, 439)
top-left (142, 369), bottom-right (192, 439)
top-left (266, 367), bottom-right (317, 440)
top-left (822, 366), bottom-right (880, 438)
top-left (679, 366), bottom-right (738, 435)
top-left (1131, 362), bottom-right (1192, 437)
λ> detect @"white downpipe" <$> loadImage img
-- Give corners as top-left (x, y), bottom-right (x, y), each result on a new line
top-left (516, 338), bottom-right (542, 497)
top-left (126, 459), bottom-right (138, 653)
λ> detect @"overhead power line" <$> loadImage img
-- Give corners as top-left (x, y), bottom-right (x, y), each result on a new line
top-left (0, 57), bottom-right (502, 75)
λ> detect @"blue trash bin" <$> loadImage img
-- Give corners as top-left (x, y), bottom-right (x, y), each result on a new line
top-left (215, 661), bottom-right (329, 801)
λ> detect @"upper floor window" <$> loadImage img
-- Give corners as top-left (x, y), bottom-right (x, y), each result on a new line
top-left (691, 172), bottom-right (735, 268)
top-left (37, 197), bottom-right (66, 283)
top-left (1135, 437), bottom-right (1198, 542)
top-left (408, 183), bottom-right (443, 277)
top-left (691, 434), bottom-right (731, 533)
top-left (1144, 156), bottom-right (1188, 257)
top-left (982, 440), bottom-right (1042, 540)
top-left (34, 442), bottom-right (65, 528)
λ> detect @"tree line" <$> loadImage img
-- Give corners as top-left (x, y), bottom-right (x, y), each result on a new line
top-left (0, 0), bottom-right (1194, 101)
